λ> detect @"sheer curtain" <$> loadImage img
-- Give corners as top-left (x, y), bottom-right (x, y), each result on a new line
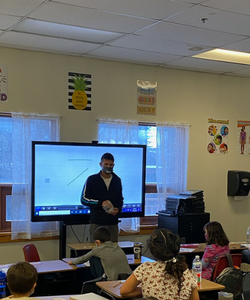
top-left (97, 118), bottom-right (190, 232)
top-left (10, 113), bottom-right (60, 240)
top-left (156, 123), bottom-right (190, 211)
top-left (98, 118), bottom-right (142, 233)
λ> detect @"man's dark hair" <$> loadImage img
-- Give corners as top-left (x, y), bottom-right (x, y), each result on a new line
top-left (7, 261), bottom-right (38, 295)
top-left (101, 153), bottom-right (114, 162)
top-left (93, 226), bottom-right (111, 242)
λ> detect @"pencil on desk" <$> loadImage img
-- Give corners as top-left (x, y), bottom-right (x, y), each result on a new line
top-left (113, 281), bottom-right (122, 288)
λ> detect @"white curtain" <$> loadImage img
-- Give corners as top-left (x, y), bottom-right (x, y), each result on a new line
top-left (97, 118), bottom-right (190, 232)
top-left (156, 123), bottom-right (190, 212)
top-left (98, 118), bottom-right (142, 233)
top-left (10, 113), bottom-right (60, 240)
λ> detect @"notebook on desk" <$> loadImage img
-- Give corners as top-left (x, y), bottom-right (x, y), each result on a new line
top-left (181, 244), bottom-right (199, 248)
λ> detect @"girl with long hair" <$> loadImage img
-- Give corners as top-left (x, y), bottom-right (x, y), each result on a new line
top-left (120, 229), bottom-right (199, 300)
top-left (201, 221), bottom-right (230, 280)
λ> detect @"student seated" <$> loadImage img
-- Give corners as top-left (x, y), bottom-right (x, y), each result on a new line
top-left (120, 229), bottom-right (199, 300)
top-left (201, 221), bottom-right (230, 280)
top-left (5, 261), bottom-right (38, 300)
top-left (68, 226), bottom-right (132, 280)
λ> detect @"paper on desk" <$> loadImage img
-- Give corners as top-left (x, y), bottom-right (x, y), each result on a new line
top-left (70, 293), bottom-right (107, 300)
top-left (180, 248), bottom-right (195, 252)
top-left (83, 261), bottom-right (90, 267)
top-left (241, 244), bottom-right (250, 248)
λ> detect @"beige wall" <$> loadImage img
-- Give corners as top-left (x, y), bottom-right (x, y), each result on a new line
top-left (1, 46), bottom-right (250, 263)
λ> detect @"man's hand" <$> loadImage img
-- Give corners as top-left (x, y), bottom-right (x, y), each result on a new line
top-left (102, 200), bottom-right (115, 213)
top-left (107, 207), bottom-right (119, 215)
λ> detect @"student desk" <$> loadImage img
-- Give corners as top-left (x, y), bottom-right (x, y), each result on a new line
top-left (180, 242), bottom-right (247, 267)
top-left (96, 278), bottom-right (225, 299)
top-left (63, 255), bottom-right (155, 269)
top-left (0, 260), bottom-right (79, 296)
top-left (37, 293), bottom-right (110, 300)
top-left (67, 241), bottom-right (134, 257)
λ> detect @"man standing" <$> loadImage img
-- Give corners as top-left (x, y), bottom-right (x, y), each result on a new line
top-left (81, 153), bottom-right (123, 242)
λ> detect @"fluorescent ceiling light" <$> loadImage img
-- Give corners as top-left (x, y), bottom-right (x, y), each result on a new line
top-left (193, 49), bottom-right (250, 65)
top-left (14, 19), bottom-right (122, 43)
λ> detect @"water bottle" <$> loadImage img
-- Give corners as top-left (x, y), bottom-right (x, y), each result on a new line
top-left (0, 270), bottom-right (6, 299)
top-left (192, 255), bottom-right (202, 285)
top-left (247, 226), bottom-right (250, 243)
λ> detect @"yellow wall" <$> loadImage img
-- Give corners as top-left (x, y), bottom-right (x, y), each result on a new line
top-left (1, 46), bottom-right (250, 263)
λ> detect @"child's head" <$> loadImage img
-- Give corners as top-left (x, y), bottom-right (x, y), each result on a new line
top-left (148, 229), bottom-right (187, 291)
top-left (242, 126), bottom-right (245, 131)
top-left (93, 226), bottom-right (111, 243)
top-left (149, 229), bottom-right (180, 260)
top-left (7, 261), bottom-right (38, 296)
top-left (203, 221), bottom-right (229, 246)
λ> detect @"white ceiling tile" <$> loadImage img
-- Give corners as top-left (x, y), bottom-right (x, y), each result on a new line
top-left (87, 45), bottom-right (181, 64)
top-left (0, 32), bottom-right (101, 54)
top-left (175, 0), bottom-right (208, 3)
top-left (0, 0), bottom-right (45, 16)
top-left (222, 38), bottom-right (250, 54)
top-left (14, 19), bottom-right (122, 43)
top-left (204, 0), bottom-right (250, 16)
top-left (108, 35), bottom-right (211, 56)
top-left (137, 22), bottom-right (245, 47)
top-left (0, 14), bottom-right (22, 30)
top-left (29, 2), bottom-right (156, 33)
top-left (0, 0), bottom-right (250, 77)
top-left (166, 57), bottom-right (250, 73)
top-left (51, 0), bottom-right (192, 20)
top-left (167, 5), bottom-right (250, 36)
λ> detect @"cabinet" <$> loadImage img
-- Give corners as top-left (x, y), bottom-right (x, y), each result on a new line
top-left (158, 212), bottom-right (210, 243)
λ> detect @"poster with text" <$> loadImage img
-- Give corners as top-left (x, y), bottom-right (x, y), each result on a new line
top-left (68, 72), bottom-right (91, 110)
top-left (0, 65), bottom-right (8, 103)
top-left (237, 120), bottom-right (250, 155)
top-left (207, 118), bottom-right (229, 154)
top-left (137, 80), bottom-right (157, 115)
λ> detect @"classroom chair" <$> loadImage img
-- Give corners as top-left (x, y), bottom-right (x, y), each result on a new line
top-left (212, 254), bottom-right (243, 300)
top-left (22, 244), bottom-right (41, 262)
top-left (212, 253), bottom-right (242, 281)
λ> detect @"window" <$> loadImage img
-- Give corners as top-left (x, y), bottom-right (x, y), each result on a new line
top-left (0, 113), bottom-right (60, 238)
top-left (0, 114), bottom-right (12, 232)
top-left (98, 119), bottom-right (190, 217)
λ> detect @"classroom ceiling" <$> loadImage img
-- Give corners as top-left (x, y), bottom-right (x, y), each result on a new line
top-left (2, 0), bottom-right (250, 77)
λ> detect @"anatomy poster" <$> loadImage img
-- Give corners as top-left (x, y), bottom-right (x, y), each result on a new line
top-left (238, 120), bottom-right (250, 155)
top-left (207, 118), bottom-right (229, 154)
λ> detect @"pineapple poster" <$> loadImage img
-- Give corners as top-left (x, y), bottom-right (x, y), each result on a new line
top-left (0, 65), bottom-right (8, 103)
top-left (137, 80), bottom-right (157, 115)
top-left (68, 72), bottom-right (91, 110)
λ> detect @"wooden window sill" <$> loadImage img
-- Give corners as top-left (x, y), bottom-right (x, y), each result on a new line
top-left (0, 232), bottom-right (59, 243)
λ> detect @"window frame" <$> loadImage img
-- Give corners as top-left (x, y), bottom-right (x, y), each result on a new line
top-left (0, 184), bottom-right (12, 232)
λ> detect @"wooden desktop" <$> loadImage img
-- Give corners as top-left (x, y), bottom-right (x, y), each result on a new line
top-left (96, 278), bottom-right (225, 299)
top-left (67, 241), bottom-right (134, 256)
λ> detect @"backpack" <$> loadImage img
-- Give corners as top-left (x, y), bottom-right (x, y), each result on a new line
top-left (214, 254), bottom-right (244, 299)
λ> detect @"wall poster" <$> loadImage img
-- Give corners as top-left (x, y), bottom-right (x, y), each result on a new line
top-left (237, 120), bottom-right (250, 155)
top-left (207, 118), bottom-right (229, 154)
top-left (137, 80), bottom-right (157, 115)
top-left (68, 72), bottom-right (91, 110)
top-left (0, 65), bottom-right (8, 103)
